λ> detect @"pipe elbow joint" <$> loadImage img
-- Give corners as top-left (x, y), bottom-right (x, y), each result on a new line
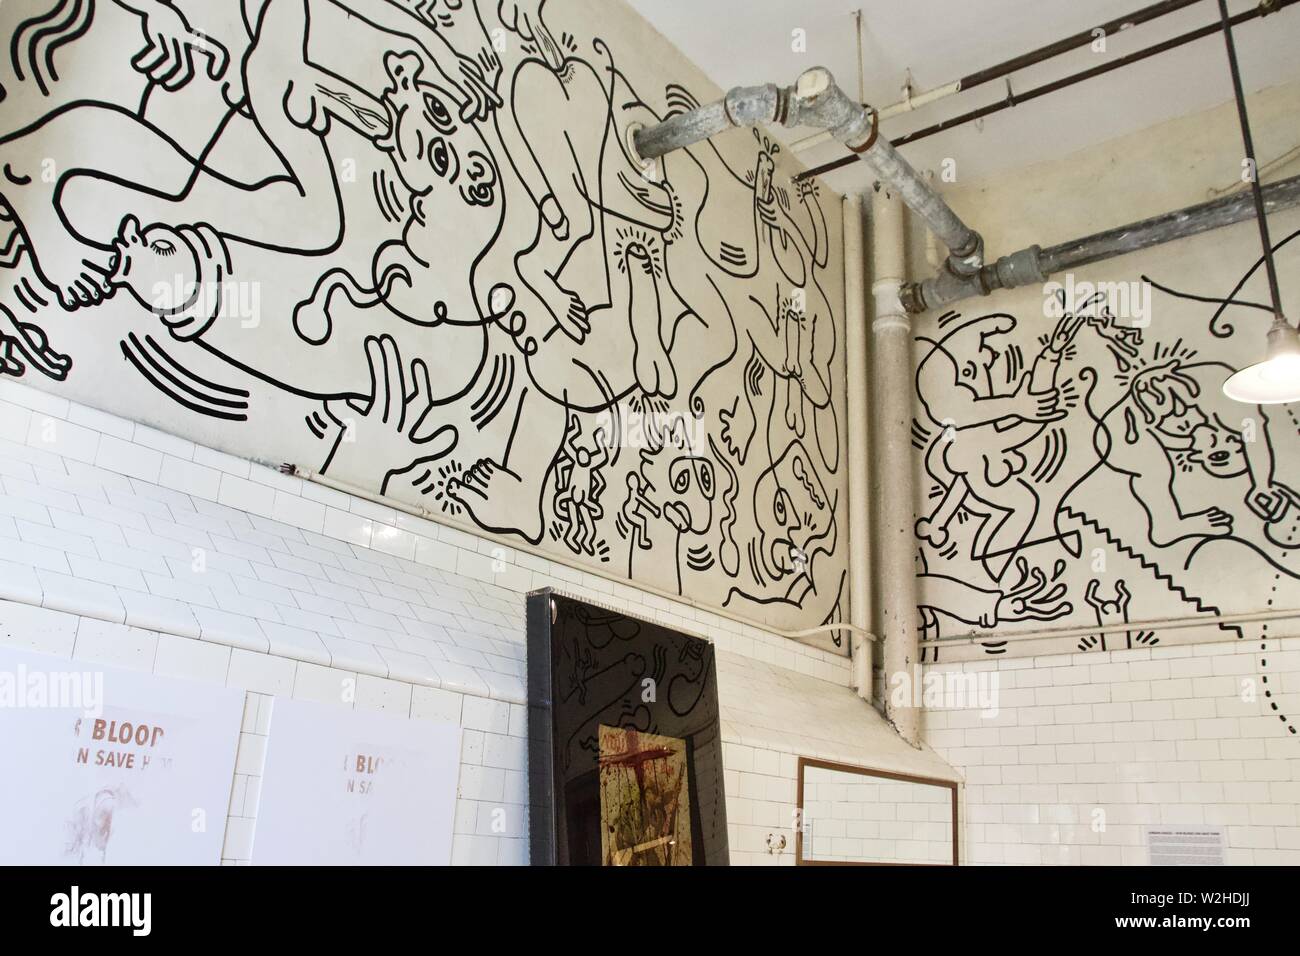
top-left (790, 67), bottom-right (874, 146)
top-left (724, 83), bottom-right (783, 127)
top-left (946, 232), bottom-right (985, 277)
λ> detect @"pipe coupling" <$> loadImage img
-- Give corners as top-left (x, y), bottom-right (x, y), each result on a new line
top-left (723, 83), bottom-right (783, 127)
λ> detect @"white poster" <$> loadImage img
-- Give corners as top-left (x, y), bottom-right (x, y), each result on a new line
top-left (253, 698), bottom-right (462, 865)
top-left (0, 645), bottom-right (244, 865)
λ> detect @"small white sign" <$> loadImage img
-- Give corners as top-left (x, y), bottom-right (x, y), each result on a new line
top-left (1145, 826), bottom-right (1227, 866)
top-left (252, 698), bottom-right (462, 865)
top-left (0, 645), bottom-right (244, 865)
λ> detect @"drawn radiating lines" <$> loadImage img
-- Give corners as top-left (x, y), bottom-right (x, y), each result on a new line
top-left (120, 332), bottom-right (250, 421)
top-left (11, 0), bottom-right (94, 98)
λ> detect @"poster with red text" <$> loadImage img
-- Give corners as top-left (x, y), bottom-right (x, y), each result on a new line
top-left (252, 698), bottom-right (462, 865)
top-left (0, 645), bottom-right (244, 865)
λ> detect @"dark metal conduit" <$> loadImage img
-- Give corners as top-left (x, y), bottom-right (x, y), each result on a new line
top-left (797, 0), bottom-right (1294, 182)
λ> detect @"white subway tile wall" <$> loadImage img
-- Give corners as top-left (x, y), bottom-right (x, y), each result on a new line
top-left (717, 651), bottom-right (960, 865)
top-left (801, 772), bottom-right (954, 864)
top-left (0, 381), bottom-right (864, 865)
top-left (11, 383), bottom-right (1296, 866)
top-left (922, 643), bottom-right (1300, 865)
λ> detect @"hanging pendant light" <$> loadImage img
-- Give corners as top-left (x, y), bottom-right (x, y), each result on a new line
top-left (1223, 316), bottom-right (1300, 403)
top-left (1216, 0), bottom-right (1300, 404)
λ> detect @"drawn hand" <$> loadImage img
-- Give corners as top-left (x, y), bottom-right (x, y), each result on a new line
top-left (1201, 507), bottom-right (1235, 535)
top-left (1014, 379), bottom-right (1067, 423)
top-left (1247, 481), bottom-right (1298, 524)
top-left (995, 557), bottom-right (1071, 624)
top-left (756, 187), bottom-right (780, 232)
top-left (452, 52), bottom-right (503, 122)
top-left (322, 334), bottom-right (457, 482)
top-left (131, 3), bottom-right (229, 92)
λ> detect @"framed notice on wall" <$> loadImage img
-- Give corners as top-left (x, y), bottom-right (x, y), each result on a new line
top-left (0, 645), bottom-right (244, 866)
top-left (252, 698), bottom-right (462, 865)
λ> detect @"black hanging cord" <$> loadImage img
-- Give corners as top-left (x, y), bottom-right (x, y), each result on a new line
top-left (1218, 0), bottom-right (1287, 323)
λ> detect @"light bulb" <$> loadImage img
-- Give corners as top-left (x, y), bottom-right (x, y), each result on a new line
top-left (1223, 318), bottom-right (1300, 404)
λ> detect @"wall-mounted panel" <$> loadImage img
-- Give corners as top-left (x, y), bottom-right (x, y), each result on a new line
top-left (0, 645), bottom-right (243, 865)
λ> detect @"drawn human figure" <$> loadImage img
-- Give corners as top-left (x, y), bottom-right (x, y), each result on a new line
top-left (552, 414), bottom-right (610, 557)
top-left (0, 0), bottom-right (850, 626)
top-left (726, 437), bottom-right (836, 614)
top-left (618, 470), bottom-right (659, 554)
top-left (98, 21), bottom-right (506, 415)
top-left (0, 0), bottom-right (496, 310)
top-left (914, 311), bottom-right (1077, 579)
top-left (444, 15), bottom-right (734, 540)
top-left (1076, 355), bottom-right (1299, 554)
top-left (1081, 578), bottom-right (1154, 650)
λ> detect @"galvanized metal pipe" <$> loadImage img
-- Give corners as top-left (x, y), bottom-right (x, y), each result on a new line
top-left (900, 172), bottom-right (1300, 314)
top-left (632, 67), bottom-right (984, 276)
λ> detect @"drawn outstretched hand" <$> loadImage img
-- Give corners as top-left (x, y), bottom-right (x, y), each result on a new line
top-left (131, 1), bottom-right (229, 92)
top-left (321, 334), bottom-right (457, 488)
top-left (995, 557), bottom-right (1071, 624)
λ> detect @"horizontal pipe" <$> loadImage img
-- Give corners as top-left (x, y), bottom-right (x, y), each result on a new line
top-left (791, 0), bottom-right (1202, 155)
top-left (632, 67), bottom-right (985, 275)
top-left (798, 0), bottom-right (1295, 181)
top-left (962, 0), bottom-right (1203, 89)
top-left (901, 172), bottom-right (1300, 313)
top-left (1040, 172), bottom-right (1300, 272)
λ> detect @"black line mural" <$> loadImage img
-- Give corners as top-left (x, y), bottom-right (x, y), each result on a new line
top-left (914, 226), bottom-right (1300, 700)
top-left (0, 0), bottom-right (847, 634)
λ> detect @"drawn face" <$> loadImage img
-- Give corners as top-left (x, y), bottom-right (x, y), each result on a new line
top-left (662, 456), bottom-right (715, 533)
top-left (379, 51), bottom-right (498, 207)
top-left (108, 216), bottom-right (198, 315)
top-left (753, 441), bottom-right (832, 582)
top-left (1187, 423), bottom-right (1248, 478)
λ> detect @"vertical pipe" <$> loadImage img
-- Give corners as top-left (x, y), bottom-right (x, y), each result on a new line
top-left (871, 187), bottom-right (921, 746)
top-left (843, 193), bottom-right (872, 702)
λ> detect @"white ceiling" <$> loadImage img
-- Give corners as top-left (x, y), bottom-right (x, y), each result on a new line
top-left (626, 0), bottom-right (1300, 193)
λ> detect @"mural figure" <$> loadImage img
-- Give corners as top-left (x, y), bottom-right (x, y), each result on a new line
top-left (915, 234), bottom-right (1300, 662)
top-left (0, 0), bottom-right (847, 632)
